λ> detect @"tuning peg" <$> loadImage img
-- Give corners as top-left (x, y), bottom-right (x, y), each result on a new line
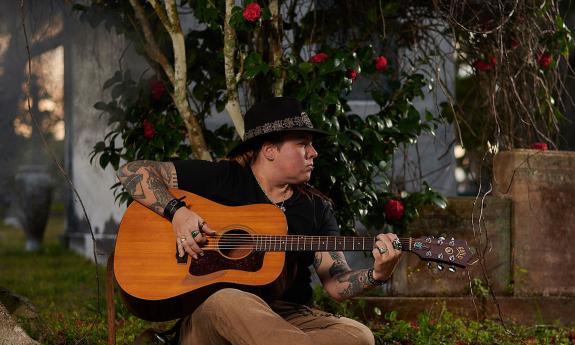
top-left (438, 236), bottom-right (445, 241)
top-left (437, 264), bottom-right (444, 271)
top-left (448, 266), bottom-right (456, 273)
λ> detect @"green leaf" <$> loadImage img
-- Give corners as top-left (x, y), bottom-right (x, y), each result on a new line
top-left (110, 153), bottom-right (120, 169)
top-left (103, 71), bottom-right (122, 90)
top-left (93, 141), bottom-right (106, 152)
top-left (244, 52), bottom-right (269, 79)
top-left (298, 62), bottom-right (314, 74)
top-left (111, 83), bottom-right (125, 99)
top-left (94, 102), bottom-right (108, 111)
top-left (99, 153), bottom-right (110, 169)
top-left (431, 195), bottom-right (447, 209)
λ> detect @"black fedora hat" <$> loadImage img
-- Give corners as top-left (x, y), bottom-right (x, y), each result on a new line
top-left (227, 97), bottom-right (328, 157)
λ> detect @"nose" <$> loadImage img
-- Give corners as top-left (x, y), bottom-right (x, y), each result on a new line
top-left (306, 143), bottom-right (318, 159)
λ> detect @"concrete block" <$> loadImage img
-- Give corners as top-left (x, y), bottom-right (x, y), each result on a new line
top-left (390, 197), bottom-right (512, 296)
top-left (493, 149), bottom-right (575, 296)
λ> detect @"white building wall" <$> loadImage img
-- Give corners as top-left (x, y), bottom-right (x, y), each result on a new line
top-left (64, 15), bottom-right (131, 263)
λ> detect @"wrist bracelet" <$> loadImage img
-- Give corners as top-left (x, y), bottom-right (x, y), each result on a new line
top-left (163, 196), bottom-right (187, 222)
top-left (367, 268), bottom-right (386, 286)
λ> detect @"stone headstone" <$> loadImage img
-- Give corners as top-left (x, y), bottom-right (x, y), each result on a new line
top-left (13, 165), bottom-right (54, 251)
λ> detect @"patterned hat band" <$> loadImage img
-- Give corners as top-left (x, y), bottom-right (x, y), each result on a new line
top-left (243, 112), bottom-right (314, 141)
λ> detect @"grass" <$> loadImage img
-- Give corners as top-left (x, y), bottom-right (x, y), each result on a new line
top-left (1, 211), bottom-right (575, 345)
top-left (0, 212), bottom-right (174, 345)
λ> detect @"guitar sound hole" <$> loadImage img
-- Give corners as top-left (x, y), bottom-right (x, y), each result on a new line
top-left (219, 229), bottom-right (254, 259)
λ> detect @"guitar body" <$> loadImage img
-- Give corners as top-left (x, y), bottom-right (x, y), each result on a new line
top-left (114, 189), bottom-right (287, 321)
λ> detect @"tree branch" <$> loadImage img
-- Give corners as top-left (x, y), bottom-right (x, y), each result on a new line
top-left (224, 0), bottom-right (245, 139)
top-left (270, 0), bottom-right (284, 96)
top-left (129, 0), bottom-right (211, 160)
top-left (128, 0), bottom-right (175, 84)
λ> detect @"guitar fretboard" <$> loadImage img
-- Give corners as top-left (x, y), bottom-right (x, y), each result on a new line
top-left (251, 235), bottom-right (411, 252)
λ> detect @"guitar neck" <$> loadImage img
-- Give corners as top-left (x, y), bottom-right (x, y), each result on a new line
top-left (250, 235), bottom-right (412, 252)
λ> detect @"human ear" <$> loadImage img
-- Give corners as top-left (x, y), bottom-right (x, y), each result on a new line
top-left (261, 142), bottom-right (277, 161)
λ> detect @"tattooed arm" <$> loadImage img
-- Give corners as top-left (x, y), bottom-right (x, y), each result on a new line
top-left (116, 160), bottom-right (178, 215)
top-left (314, 233), bottom-right (402, 301)
top-left (313, 251), bottom-right (371, 301)
top-left (117, 160), bottom-right (216, 259)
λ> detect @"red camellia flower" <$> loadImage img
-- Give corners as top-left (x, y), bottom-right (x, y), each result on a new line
top-left (510, 38), bottom-right (520, 50)
top-left (375, 55), bottom-right (388, 71)
top-left (243, 2), bottom-right (261, 22)
top-left (347, 69), bottom-right (358, 81)
top-left (310, 52), bottom-right (328, 63)
top-left (473, 59), bottom-right (493, 72)
top-left (490, 56), bottom-right (497, 66)
top-left (143, 119), bottom-right (156, 140)
top-left (150, 80), bottom-right (166, 101)
top-left (538, 52), bottom-right (553, 69)
top-left (531, 142), bottom-right (548, 151)
top-left (384, 199), bottom-right (404, 221)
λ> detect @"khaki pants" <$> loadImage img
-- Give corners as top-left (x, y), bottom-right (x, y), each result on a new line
top-left (179, 288), bottom-right (375, 345)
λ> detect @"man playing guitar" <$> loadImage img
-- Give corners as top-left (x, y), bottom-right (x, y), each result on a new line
top-left (117, 97), bottom-right (402, 345)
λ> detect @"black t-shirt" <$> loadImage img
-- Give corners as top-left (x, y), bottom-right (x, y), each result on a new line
top-left (173, 159), bottom-right (339, 305)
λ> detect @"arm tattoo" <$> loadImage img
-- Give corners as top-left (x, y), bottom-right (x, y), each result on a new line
top-left (124, 160), bottom-right (177, 186)
top-left (145, 166), bottom-right (174, 213)
top-left (328, 252), bottom-right (350, 277)
top-left (118, 161), bottom-right (177, 215)
top-left (124, 174), bottom-right (144, 198)
top-left (336, 269), bottom-right (370, 299)
top-left (159, 162), bottom-right (178, 188)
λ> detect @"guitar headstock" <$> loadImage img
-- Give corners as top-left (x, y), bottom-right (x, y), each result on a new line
top-left (408, 236), bottom-right (473, 269)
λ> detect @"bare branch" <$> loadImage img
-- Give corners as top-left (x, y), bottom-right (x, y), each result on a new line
top-left (128, 0), bottom-right (175, 84)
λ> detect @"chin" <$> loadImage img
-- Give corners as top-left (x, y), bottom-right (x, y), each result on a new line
top-left (300, 173), bottom-right (312, 183)
top-left (290, 175), bottom-right (311, 185)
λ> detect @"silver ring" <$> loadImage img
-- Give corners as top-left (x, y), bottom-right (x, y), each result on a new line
top-left (180, 238), bottom-right (186, 243)
top-left (191, 230), bottom-right (200, 238)
top-left (392, 238), bottom-right (402, 250)
top-left (378, 246), bottom-right (388, 254)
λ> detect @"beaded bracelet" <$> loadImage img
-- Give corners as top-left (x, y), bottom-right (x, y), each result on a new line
top-left (367, 268), bottom-right (387, 286)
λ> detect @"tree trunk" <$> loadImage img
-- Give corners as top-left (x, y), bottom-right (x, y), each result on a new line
top-left (270, 0), bottom-right (284, 97)
top-left (130, 0), bottom-right (212, 160)
top-left (224, 0), bottom-right (245, 139)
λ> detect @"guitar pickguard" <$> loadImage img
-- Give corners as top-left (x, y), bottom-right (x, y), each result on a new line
top-left (189, 251), bottom-right (265, 276)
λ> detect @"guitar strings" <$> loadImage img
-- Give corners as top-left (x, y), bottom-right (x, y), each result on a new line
top-left (191, 236), bottom-right (413, 251)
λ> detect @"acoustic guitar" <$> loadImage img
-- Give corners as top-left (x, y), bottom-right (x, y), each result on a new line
top-left (114, 189), bottom-right (473, 321)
